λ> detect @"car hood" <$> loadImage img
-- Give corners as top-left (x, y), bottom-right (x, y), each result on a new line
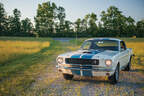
top-left (59, 49), bottom-right (119, 59)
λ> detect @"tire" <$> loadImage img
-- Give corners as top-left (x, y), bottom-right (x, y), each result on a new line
top-left (108, 65), bottom-right (119, 84)
top-left (124, 57), bottom-right (131, 71)
top-left (63, 74), bottom-right (73, 80)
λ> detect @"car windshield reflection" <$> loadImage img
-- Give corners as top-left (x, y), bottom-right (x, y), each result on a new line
top-left (81, 40), bottom-right (119, 51)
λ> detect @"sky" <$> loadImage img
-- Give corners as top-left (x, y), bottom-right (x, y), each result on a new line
top-left (1, 0), bottom-right (144, 23)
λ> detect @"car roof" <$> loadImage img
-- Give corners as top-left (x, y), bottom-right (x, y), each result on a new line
top-left (85, 38), bottom-right (122, 42)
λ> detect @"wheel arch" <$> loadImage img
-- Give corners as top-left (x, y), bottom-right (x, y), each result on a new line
top-left (114, 60), bottom-right (120, 68)
top-left (116, 62), bottom-right (120, 70)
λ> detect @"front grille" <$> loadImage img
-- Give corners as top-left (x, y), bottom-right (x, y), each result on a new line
top-left (65, 58), bottom-right (99, 65)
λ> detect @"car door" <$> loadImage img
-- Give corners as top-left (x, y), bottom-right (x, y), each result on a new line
top-left (119, 41), bottom-right (129, 69)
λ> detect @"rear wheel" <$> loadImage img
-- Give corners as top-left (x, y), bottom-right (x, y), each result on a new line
top-left (109, 65), bottom-right (119, 84)
top-left (63, 74), bottom-right (73, 80)
top-left (124, 57), bottom-right (131, 71)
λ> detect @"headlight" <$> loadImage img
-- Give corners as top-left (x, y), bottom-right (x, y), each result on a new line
top-left (105, 60), bottom-right (112, 67)
top-left (57, 57), bottom-right (64, 64)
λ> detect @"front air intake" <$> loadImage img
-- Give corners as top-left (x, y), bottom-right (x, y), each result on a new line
top-left (65, 58), bottom-right (99, 65)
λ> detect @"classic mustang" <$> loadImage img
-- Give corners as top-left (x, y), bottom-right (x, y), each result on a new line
top-left (56, 38), bottom-right (133, 84)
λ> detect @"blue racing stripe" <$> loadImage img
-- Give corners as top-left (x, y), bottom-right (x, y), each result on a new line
top-left (71, 54), bottom-right (81, 75)
top-left (70, 51), bottom-right (102, 76)
top-left (81, 54), bottom-right (94, 59)
top-left (80, 54), bottom-right (94, 76)
top-left (81, 50), bottom-right (101, 59)
top-left (81, 51), bottom-right (101, 76)
top-left (71, 70), bottom-right (80, 75)
top-left (71, 54), bottom-right (81, 58)
top-left (83, 70), bottom-right (92, 76)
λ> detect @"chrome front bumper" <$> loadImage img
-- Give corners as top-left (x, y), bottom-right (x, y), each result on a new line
top-left (56, 65), bottom-right (115, 76)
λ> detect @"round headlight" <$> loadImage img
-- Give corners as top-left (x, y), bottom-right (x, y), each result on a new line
top-left (57, 57), bottom-right (64, 64)
top-left (105, 60), bottom-right (112, 67)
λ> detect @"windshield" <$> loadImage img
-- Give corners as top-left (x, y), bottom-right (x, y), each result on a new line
top-left (81, 40), bottom-right (119, 51)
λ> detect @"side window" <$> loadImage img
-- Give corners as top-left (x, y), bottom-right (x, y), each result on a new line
top-left (120, 41), bottom-right (126, 51)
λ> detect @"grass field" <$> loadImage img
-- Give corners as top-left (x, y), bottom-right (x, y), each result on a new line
top-left (0, 37), bottom-right (144, 96)
top-left (0, 41), bottom-right (50, 64)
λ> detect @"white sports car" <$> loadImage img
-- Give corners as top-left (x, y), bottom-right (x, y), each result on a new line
top-left (56, 38), bottom-right (133, 84)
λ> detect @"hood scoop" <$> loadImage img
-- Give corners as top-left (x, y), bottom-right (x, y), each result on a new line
top-left (83, 51), bottom-right (92, 54)
top-left (82, 50), bottom-right (102, 54)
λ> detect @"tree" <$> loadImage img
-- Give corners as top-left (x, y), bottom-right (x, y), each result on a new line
top-left (0, 2), bottom-right (142, 37)
top-left (57, 6), bottom-right (66, 33)
top-left (74, 13), bottom-right (98, 37)
top-left (88, 13), bottom-right (98, 36)
top-left (7, 16), bottom-right (15, 36)
top-left (83, 14), bottom-right (90, 31)
top-left (79, 14), bottom-right (90, 34)
top-left (0, 2), bottom-right (7, 36)
top-left (8, 9), bottom-right (21, 36)
top-left (21, 18), bottom-right (34, 36)
top-left (35, 1), bottom-right (57, 37)
top-left (75, 18), bottom-right (81, 32)
top-left (125, 16), bottom-right (135, 37)
top-left (64, 20), bottom-right (73, 34)
top-left (136, 19), bottom-right (144, 37)
top-left (101, 6), bottom-right (127, 37)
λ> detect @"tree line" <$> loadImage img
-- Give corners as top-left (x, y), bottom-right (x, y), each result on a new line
top-left (0, 1), bottom-right (144, 37)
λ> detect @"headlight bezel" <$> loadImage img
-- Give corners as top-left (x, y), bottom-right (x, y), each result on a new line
top-left (57, 57), bottom-right (64, 64)
top-left (105, 59), bottom-right (112, 67)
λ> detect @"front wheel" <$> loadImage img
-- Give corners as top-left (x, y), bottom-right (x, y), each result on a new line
top-left (63, 74), bottom-right (73, 80)
top-left (108, 65), bottom-right (119, 84)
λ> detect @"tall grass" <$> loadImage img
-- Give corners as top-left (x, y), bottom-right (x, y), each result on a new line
top-left (0, 40), bottom-right (50, 65)
top-left (126, 42), bottom-right (144, 56)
